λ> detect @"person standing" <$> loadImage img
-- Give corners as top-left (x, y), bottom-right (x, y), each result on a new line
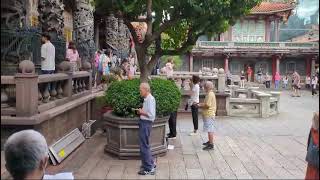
top-left (305, 112), bottom-right (319, 180)
top-left (41, 33), bottom-right (55, 74)
top-left (165, 58), bottom-right (174, 79)
top-left (306, 76), bottom-right (311, 89)
top-left (189, 75), bottom-right (200, 136)
top-left (93, 50), bottom-right (101, 87)
top-left (66, 41), bottom-right (80, 72)
top-left (137, 83), bottom-right (156, 175)
top-left (97, 50), bottom-right (106, 86)
top-left (292, 71), bottom-right (301, 97)
top-left (128, 54), bottom-right (136, 80)
top-left (311, 75), bottom-right (318, 96)
top-left (198, 81), bottom-right (217, 150)
top-left (247, 66), bottom-right (253, 82)
top-left (282, 75), bottom-right (289, 89)
top-left (274, 71), bottom-right (281, 89)
top-left (265, 73), bottom-right (271, 89)
top-left (240, 70), bottom-right (245, 88)
top-left (257, 67), bottom-right (263, 83)
top-left (120, 59), bottom-right (130, 80)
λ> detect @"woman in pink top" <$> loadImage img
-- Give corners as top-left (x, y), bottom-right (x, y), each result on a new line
top-left (66, 42), bottom-right (80, 72)
top-left (274, 71), bottom-right (281, 89)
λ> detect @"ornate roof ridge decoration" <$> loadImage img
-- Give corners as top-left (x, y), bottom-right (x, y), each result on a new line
top-left (250, 1), bottom-right (295, 15)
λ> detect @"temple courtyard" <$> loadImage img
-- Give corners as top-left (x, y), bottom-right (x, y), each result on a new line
top-left (1, 90), bottom-right (319, 179)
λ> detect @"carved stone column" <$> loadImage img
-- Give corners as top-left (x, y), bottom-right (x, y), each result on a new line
top-left (117, 18), bottom-right (130, 58)
top-left (38, 0), bottom-right (64, 40)
top-left (1, 0), bottom-right (27, 29)
top-left (105, 14), bottom-right (119, 52)
top-left (74, 0), bottom-right (95, 63)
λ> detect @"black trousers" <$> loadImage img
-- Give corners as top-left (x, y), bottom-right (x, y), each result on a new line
top-left (168, 111), bottom-right (177, 136)
top-left (312, 86), bottom-right (317, 95)
top-left (191, 105), bottom-right (198, 131)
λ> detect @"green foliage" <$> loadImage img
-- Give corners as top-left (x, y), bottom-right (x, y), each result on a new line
top-left (105, 78), bottom-right (181, 118)
top-left (160, 56), bottom-right (182, 70)
top-left (94, 0), bottom-right (262, 55)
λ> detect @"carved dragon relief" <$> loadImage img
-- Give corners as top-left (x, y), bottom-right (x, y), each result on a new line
top-left (1, 0), bottom-right (26, 29)
top-left (38, 0), bottom-right (64, 40)
top-left (73, 0), bottom-right (95, 62)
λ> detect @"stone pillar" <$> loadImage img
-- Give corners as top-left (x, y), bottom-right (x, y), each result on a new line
top-left (218, 68), bottom-right (226, 93)
top-left (15, 60), bottom-right (38, 117)
top-left (276, 56), bottom-right (280, 73)
top-left (224, 55), bottom-right (229, 72)
top-left (311, 56), bottom-right (316, 76)
top-left (265, 19), bottom-right (271, 42)
top-left (74, 0), bottom-right (95, 62)
top-left (257, 93), bottom-right (271, 118)
top-left (274, 18), bottom-right (280, 42)
top-left (189, 54), bottom-right (193, 72)
top-left (95, 21), bottom-right (100, 50)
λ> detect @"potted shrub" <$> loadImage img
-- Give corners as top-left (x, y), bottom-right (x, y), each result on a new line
top-left (102, 78), bottom-right (181, 159)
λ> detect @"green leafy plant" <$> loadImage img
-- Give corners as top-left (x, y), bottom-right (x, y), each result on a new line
top-left (105, 78), bottom-right (181, 118)
top-left (94, 0), bottom-right (261, 82)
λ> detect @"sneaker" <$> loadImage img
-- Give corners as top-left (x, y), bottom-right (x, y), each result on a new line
top-left (167, 135), bottom-right (176, 139)
top-left (140, 164), bottom-right (156, 171)
top-left (202, 144), bottom-right (214, 151)
top-left (189, 131), bottom-right (198, 136)
top-left (138, 168), bottom-right (155, 175)
top-left (202, 141), bottom-right (210, 146)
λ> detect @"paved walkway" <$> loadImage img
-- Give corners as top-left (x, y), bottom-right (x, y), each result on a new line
top-left (1, 90), bottom-right (319, 179)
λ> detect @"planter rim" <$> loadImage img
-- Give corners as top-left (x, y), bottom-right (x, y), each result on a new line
top-left (102, 111), bottom-right (169, 121)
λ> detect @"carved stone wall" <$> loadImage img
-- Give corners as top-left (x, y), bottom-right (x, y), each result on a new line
top-left (73, 0), bottom-right (95, 63)
top-left (104, 14), bottom-right (131, 59)
top-left (38, 0), bottom-right (64, 40)
top-left (1, 0), bottom-right (26, 29)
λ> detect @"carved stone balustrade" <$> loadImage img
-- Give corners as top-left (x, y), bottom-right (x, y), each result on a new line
top-left (1, 70), bottom-right (92, 117)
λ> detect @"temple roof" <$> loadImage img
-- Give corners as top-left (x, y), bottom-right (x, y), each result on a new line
top-left (251, 2), bottom-right (295, 14)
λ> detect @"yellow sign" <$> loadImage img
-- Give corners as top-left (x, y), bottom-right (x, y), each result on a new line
top-left (58, 149), bottom-right (65, 158)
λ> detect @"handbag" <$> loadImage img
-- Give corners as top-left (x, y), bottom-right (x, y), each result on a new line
top-left (306, 130), bottom-right (319, 169)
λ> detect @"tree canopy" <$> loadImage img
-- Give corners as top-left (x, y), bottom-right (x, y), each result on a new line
top-left (94, 0), bottom-right (261, 81)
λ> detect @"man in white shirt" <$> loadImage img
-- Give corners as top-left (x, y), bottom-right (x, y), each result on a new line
top-left (41, 33), bottom-right (55, 74)
top-left (137, 83), bottom-right (156, 175)
top-left (189, 75), bottom-right (200, 136)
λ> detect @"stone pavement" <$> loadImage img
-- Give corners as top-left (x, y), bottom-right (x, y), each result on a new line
top-left (1, 90), bottom-right (319, 179)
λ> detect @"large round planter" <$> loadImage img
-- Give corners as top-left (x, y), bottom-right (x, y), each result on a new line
top-left (102, 112), bottom-right (168, 159)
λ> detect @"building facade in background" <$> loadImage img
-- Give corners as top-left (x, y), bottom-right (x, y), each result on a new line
top-left (190, 1), bottom-right (319, 81)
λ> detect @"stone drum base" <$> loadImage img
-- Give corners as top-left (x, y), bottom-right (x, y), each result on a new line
top-left (102, 112), bottom-right (168, 160)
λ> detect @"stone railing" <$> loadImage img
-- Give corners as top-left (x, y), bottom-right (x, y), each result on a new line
top-left (228, 86), bottom-right (280, 118)
top-left (196, 41), bottom-right (319, 49)
top-left (134, 70), bottom-right (226, 92)
top-left (1, 61), bottom-right (92, 117)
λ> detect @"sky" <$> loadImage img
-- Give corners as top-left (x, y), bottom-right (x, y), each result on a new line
top-left (295, 0), bottom-right (319, 23)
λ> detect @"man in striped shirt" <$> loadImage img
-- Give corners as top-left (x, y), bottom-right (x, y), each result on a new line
top-left (137, 83), bottom-right (156, 175)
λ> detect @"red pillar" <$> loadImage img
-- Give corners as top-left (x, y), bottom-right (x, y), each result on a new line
top-left (272, 55), bottom-right (277, 82)
top-left (306, 56), bottom-right (311, 76)
top-left (224, 56), bottom-right (229, 72)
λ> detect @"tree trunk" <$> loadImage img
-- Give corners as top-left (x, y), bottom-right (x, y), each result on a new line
top-left (135, 45), bottom-right (149, 82)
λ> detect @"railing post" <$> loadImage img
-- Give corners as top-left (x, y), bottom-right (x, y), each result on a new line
top-left (58, 61), bottom-right (73, 98)
top-left (256, 93), bottom-right (271, 118)
top-left (15, 60), bottom-right (38, 117)
top-left (218, 68), bottom-right (226, 93)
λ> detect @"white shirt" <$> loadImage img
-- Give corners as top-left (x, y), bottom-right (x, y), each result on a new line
top-left (41, 41), bottom-right (55, 70)
top-left (283, 77), bottom-right (288, 84)
top-left (140, 94), bottom-right (156, 122)
top-left (311, 77), bottom-right (318, 88)
top-left (190, 84), bottom-right (200, 104)
top-left (43, 172), bottom-right (74, 179)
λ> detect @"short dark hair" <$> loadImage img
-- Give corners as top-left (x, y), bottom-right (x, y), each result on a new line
top-left (41, 33), bottom-right (51, 41)
top-left (192, 75), bottom-right (200, 84)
